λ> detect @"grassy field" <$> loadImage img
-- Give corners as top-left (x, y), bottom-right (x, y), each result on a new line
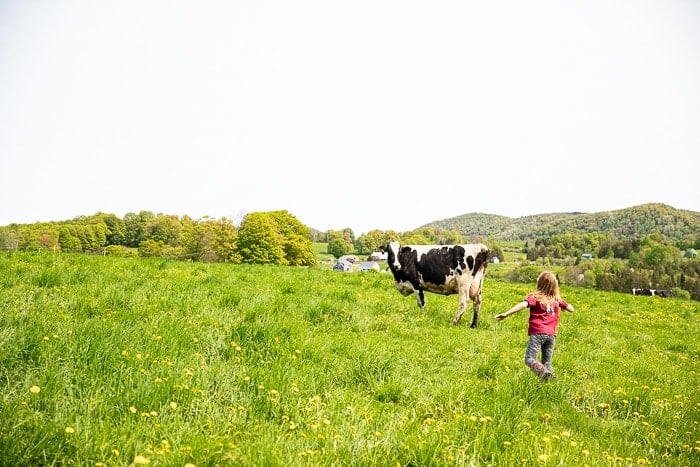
top-left (0, 252), bottom-right (698, 466)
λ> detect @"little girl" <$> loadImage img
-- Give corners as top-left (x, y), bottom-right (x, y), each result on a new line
top-left (495, 271), bottom-right (575, 380)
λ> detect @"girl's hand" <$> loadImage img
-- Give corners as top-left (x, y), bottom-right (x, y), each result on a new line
top-left (495, 313), bottom-right (507, 321)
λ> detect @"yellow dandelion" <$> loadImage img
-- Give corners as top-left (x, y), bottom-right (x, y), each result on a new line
top-left (133, 455), bottom-right (150, 464)
top-left (503, 441), bottom-right (512, 447)
top-left (537, 453), bottom-right (549, 463)
top-left (29, 386), bottom-right (41, 394)
top-left (170, 401), bottom-right (178, 410)
top-left (184, 464), bottom-right (196, 467)
top-left (65, 426), bottom-right (75, 434)
top-left (129, 406), bottom-right (137, 414)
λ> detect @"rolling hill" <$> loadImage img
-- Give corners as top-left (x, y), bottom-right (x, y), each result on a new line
top-left (420, 203), bottom-right (700, 243)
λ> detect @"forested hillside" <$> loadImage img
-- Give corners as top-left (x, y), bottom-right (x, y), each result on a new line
top-left (2, 203), bottom-right (700, 300)
top-left (422, 203), bottom-right (699, 244)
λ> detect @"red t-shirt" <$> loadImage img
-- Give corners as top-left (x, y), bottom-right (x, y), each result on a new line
top-left (525, 294), bottom-right (569, 336)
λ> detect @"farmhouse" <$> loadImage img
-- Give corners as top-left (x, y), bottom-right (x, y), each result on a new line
top-left (369, 251), bottom-right (388, 261)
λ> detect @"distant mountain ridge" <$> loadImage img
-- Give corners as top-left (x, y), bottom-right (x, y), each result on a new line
top-left (420, 203), bottom-right (700, 243)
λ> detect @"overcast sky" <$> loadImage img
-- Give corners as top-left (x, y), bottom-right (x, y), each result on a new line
top-left (1, 1), bottom-right (698, 235)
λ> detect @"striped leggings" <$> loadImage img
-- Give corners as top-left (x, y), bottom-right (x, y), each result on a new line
top-left (525, 333), bottom-right (556, 373)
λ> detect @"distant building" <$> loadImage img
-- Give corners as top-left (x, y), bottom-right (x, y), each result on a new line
top-left (581, 253), bottom-right (593, 260)
top-left (333, 259), bottom-right (352, 272)
top-left (369, 251), bottom-right (388, 261)
top-left (359, 261), bottom-right (381, 272)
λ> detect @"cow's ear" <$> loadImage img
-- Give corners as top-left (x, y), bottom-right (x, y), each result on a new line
top-left (379, 244), bottom-right (387, 253)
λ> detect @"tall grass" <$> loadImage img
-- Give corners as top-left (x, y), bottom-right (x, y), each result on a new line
top-left (0, 252), bottom-right (698, 466)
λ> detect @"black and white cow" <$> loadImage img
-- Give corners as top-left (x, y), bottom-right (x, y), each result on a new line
top-left (632, 288), bottom-right (672, 298)
top-left (380, 241), bottom-right (490, 328)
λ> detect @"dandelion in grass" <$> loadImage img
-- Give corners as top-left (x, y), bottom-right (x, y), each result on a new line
top-left (130, 406), bottom-right (137, 414)
top-left (184, 464), bottom-right (196, 467)
top-left (170, 401), bottom-right (178, 410)
top-left (29, 385), bottom-right (41, 394)
top-left (134, 455), bottom-right (150, 464)
top-left (65, 427), bottom-right (75, 434)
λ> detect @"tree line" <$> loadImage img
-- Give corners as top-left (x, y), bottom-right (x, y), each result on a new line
top-left (2, 211), bottom-right (697, 300)
top-left (0, 210), bottom-right (317, 266)
top-left (520, 232), bottom-right (700, 301)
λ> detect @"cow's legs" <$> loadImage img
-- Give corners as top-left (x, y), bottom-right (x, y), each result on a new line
top-left (467, 274), bottom-right (486, 328)
top-left (469, 291), bottom-right (482, 328)
top-left (452, 287), bottom-right (468, 325)
top-left (415, 289), bottom-right (426, 309)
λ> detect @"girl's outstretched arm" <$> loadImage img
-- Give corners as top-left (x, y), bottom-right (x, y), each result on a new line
top-left (495, 300), bottom-right (528, 320)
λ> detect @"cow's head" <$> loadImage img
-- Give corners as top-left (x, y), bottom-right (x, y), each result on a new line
top-left (380, 241), bottom-right (402, 271)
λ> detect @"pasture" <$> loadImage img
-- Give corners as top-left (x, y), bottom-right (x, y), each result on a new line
top-left (0, 252), bottom-right (698, 466)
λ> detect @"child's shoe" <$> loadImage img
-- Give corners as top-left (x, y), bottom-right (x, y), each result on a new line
top-left (529, 361), bottom-right (547, 378)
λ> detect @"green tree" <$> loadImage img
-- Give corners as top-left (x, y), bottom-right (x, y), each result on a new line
top-left (103, 214), bottom-right (127, 245)
top-left (283, 233), bottom-right (317, 266)
top-left (268, 210), bottom-right (316, 266)
top-left (237, 213), bottom-right (285, 264)
top-left (124, 211), bottom-right (155, 247)
top-left (327, 230), bottom-right (352, 258)
top-left (138, 239), bottom-right (164, 257)
top-left (355, 230), bottom-right (390, 255)
top-left (144, 215), bottom-right (182, 246)
top-left (213, 218), bottom-right (241, 263)
top-left (58, 226), bottom-right (81, 252)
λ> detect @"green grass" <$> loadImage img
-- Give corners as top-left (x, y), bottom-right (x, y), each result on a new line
top-left (0, 252), bottom-right (698, 466)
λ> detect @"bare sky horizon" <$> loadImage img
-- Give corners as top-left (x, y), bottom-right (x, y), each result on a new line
top-left (1, 1), bottom-right (698, 235)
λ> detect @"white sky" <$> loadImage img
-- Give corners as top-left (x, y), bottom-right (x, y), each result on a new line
top-left (1, 1), bottom-right (699, 235)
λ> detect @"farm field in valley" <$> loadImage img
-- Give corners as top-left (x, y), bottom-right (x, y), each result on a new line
top-left (0, 252), bottom-right (698, 466)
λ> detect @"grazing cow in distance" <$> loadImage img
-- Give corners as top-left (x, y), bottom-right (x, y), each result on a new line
top-left (379, 241), bottom-right (490, 328)
top-left (632, 288), bottom-right (672, 298)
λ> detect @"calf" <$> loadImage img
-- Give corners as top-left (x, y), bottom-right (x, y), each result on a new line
top-left (380, 241), bottom-right (490, 328)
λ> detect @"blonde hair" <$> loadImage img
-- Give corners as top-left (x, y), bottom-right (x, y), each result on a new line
top-left (531, 271), bottom-right (561, 305)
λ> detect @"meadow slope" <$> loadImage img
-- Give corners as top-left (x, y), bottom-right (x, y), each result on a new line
top-left (0, 253), bottom-right (698, 466)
